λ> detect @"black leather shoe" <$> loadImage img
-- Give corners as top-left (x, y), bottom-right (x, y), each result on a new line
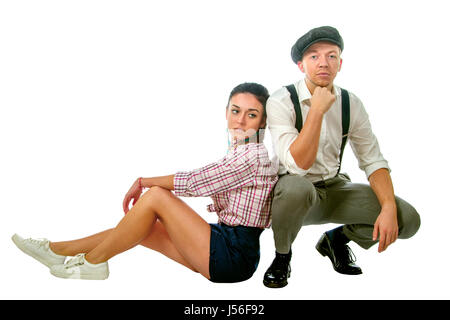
top-left (263, 251), bottom-right (291, 288)
top-left (316, 233), bottom-right (362, 275)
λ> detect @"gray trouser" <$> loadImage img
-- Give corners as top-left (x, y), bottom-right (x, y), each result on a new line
top-left (271, 173), bottom-right (421, 254)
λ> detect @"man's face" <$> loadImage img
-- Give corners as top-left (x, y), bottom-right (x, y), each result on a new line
top-left (297, 41), bottom-right (342, 88)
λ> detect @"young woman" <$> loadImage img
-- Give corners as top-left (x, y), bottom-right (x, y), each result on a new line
top-left (12, 82), bottom-right (279, 283)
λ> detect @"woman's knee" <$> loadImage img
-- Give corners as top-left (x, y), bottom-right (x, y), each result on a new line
top-left (139, 186), bottom-right (171, 208)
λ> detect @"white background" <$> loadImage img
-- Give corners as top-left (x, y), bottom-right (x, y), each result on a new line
top-left (1, 0), bottom-right (449, 299)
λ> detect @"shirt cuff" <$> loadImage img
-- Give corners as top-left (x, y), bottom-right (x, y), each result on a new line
top-left (283, 148), bottom-right (310, 176)
top-left (173, 171), bottom-right (190, 197)
top-left (364, 161), bottom-right (391, 180)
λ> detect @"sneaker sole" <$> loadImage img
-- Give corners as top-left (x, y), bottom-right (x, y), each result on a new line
top-left (50, 267), bottom-right (109, 280)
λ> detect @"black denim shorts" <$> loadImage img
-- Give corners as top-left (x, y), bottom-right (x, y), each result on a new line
top-left (209, 223), bottom-right (264, 283)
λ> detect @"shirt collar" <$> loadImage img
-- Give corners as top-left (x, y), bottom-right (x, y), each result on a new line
top-left (227, 129), bottom-right (265, 150)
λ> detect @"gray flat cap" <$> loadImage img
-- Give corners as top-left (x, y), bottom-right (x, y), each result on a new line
top-left (291, 26), bottom-right (344, 63)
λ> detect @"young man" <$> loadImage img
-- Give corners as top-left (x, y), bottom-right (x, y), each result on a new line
top-left (263, 26), bottom-right (420, 288)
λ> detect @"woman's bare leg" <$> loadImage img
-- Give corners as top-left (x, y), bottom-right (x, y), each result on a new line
top-left (50, 221), bottom-right (199, 273)
top-left (138, 220), bottom-right (198, 272)
top-left (83, 187), bottom-right (211, 279)
top-left (49, 229), bottom-right (113, 257)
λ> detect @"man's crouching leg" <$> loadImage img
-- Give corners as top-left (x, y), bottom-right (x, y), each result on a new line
top-left (263, 174), bottom-right (318, 288)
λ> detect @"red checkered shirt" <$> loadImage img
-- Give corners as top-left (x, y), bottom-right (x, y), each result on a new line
top-left (173, 142), bottom-right (278, 228)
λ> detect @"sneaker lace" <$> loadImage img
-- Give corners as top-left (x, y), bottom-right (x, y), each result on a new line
top-left (27, 238), bottom-right (48, 247)
top-left (64, 253), bottom-right (85, 268)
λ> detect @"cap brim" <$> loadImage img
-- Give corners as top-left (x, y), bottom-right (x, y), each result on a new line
top-left (301, 38), bottom-right (342, 56)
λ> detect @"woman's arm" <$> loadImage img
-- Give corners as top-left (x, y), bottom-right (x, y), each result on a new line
top-left (173, 155), bottom-right (257, 198)
top-left (124, 145), bottom-right (260, 214)
top-left (123, 175), bottom-right (174, 214)
top-left (140, 175), bottom-right (175, 191)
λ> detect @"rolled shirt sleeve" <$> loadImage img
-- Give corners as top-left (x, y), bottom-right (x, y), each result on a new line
top-left (348, 95), bottom-right (390, 179)
top-left (173, 147), bottom-right (258, 197)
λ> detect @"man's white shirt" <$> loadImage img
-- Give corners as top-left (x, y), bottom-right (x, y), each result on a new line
top-left (266, 78), bottom-right (389, 182)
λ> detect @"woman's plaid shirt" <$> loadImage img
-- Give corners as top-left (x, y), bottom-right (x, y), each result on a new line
top-left (174, 142), bottom-right (278, 228)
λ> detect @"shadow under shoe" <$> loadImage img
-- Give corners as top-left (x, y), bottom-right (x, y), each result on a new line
top-left (263, 251), bottom-right (292, 288)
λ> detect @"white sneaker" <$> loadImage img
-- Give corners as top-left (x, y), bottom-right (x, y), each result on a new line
top-left (50, 253), bottom-right (109, 280)
top-left (11, 233), bottom-right (66, 268)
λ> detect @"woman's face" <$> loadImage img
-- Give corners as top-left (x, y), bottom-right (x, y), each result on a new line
top-left (226, 93), bottom-right (266, 141)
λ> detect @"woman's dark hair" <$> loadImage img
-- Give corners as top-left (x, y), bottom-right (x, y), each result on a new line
top-left (227, 82), bottom-right (270, 117)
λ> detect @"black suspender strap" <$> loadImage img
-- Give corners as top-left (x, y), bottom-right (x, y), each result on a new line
top-left (338, 88), bottom-right (350, 173)
top-left (285, 84), bottom-right (303, 132)
top-left (285, 84), bottom-right (350, 174)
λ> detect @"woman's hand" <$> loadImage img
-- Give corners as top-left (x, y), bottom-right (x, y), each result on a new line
top-left (122, 178), bottom-right (143, 214)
